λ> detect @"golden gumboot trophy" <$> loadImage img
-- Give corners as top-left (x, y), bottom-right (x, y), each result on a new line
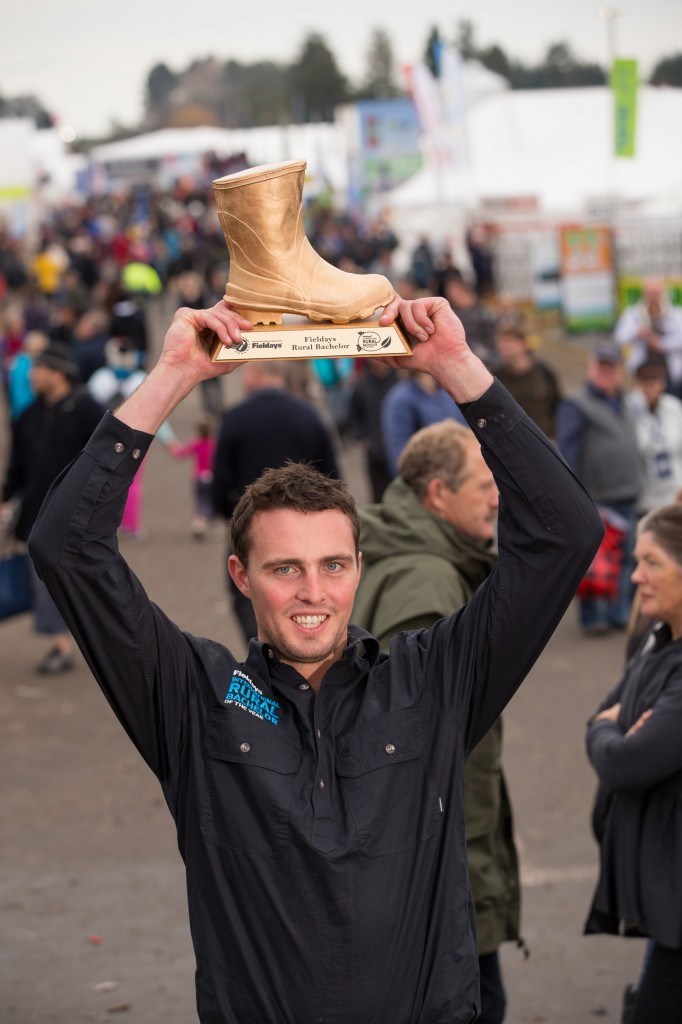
top-left (210, 160), bottom-right (411, 363)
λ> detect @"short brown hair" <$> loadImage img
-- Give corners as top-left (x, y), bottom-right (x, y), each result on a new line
top-left (398, 420), bottom-right (476, 501)
top-left (638, 503), bottom-right (682, 567)
top-left (230, 462), bottom-right (360, 566)
top-left (495, 321), bottom-right (527, 343)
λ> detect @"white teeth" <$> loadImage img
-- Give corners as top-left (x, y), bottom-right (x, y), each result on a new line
top-left (292, 615), bottom-right (327, 628)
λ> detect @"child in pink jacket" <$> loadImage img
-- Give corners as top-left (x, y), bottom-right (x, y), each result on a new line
top-left (170, 416), bottom-right (217, 539)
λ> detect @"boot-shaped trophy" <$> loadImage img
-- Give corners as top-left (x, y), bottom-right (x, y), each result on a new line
top-left (211, 160), bottom-right (411, 363)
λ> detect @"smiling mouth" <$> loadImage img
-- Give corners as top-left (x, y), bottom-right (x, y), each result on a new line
top-left (291, 614), bottom-right (328, 629)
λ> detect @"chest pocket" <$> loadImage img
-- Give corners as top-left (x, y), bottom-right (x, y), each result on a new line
top-left (200, 708), bottom-right (301, 857)
top-left (336, 708), bottom-right (442, 857)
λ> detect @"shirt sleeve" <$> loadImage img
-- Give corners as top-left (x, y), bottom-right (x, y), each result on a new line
top-left (211, 411), bottom-right (238, 519)
top-left (661, 308), bottom-right (682, 356)
top-left (555, 399), bottom-right (585, 471)
top-left (411, 380), bottom-right (603, 752)
top-left (382, 384), bottom-right (416, 477)
top-left (586, 674), bottom-right (682, 791)
top-left (614, 306), bottom-right (641, 347)
top-left (28, 412), bottom-right (195, 798)
top-left (2, 411), bottom-right (25, 501)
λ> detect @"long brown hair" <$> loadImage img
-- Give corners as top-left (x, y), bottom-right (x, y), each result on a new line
top-left (638, 504), bottom-right (682, 567)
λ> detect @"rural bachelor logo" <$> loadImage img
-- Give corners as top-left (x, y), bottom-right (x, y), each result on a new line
top-left (356, 330), bottom-right (393, 353)
top-left (224, 669), bottom-right (281, 725)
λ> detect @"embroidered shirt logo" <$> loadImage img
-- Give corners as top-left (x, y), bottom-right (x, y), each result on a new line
top-left (224, 670), bottom-right (281, 725)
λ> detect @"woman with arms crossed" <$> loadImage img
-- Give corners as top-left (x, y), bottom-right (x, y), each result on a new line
top-left (586, 502), bottom-right (682, 1023)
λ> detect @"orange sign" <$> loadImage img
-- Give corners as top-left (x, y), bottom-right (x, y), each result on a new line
top-left (560, 226), bottom-right (613, 275)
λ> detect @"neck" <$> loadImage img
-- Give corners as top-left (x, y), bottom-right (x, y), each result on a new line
top-left (285, 651), bottom-right (339, 692)
top-left (669, 617), bottom-right (682, 642)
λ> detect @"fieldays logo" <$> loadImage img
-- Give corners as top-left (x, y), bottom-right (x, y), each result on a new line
top-left (224, 670), bottom-right (281, 725)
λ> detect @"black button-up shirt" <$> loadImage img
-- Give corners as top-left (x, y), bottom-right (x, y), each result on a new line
top-left (29, 381), bottom-right (602, 1024)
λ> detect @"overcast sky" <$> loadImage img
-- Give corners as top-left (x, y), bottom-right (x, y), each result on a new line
top-left (2, 0), bottom-right (679, 136)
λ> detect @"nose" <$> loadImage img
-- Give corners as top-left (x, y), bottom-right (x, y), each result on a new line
top-left (295, 572), bottom-right (325, 604)
top-left (631, 564), bottom-right (643, 586)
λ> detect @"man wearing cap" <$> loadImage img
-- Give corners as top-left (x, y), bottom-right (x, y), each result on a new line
top-left (627, 356), bottom-right (682, 515)
top-left (494, 320), bottom-right (562, 441)
top-left (1, 341), bottom-right (103, 673)
top-left (614, 279), bottom-right (682, 396)
top-left (556, 343), bottom-right (642, 635)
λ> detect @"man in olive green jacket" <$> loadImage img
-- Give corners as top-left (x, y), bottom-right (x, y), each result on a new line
top-left (353, 418), bottom-right (520, 1024)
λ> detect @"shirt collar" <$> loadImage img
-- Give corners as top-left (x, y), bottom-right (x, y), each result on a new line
top-left (242, 626), bottom-right (381, 684)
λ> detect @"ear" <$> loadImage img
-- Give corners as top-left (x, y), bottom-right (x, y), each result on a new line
top-left (228, 554), bottom-right (251, 598)
top-left (423, 476), bottom-right (447, 517)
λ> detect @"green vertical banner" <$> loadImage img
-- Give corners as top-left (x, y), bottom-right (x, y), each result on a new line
top-left (612, 59), bottom-right (638, 157)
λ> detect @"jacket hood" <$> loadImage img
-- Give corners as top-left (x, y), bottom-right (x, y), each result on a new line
top-left (354, 477), bottom-right (497, 639)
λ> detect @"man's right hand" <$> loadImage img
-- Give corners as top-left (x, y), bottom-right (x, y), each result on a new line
top-left (158, 301), bottom-right (254, 388)
top-left (378, 295), bottom-right (493, 404)
top-left (114, 301), bottom-right (254, 436)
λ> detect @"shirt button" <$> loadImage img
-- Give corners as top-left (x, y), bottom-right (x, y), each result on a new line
top-left (299, 682), bottom-right (310, 691)
top-left (476, 418), bottom-right (487, 429)
top-left (319, 778), bottom-right (326, 790)
top-left (239, 742), bottom-right (251, 753)
top-left (385, 743), bottom-right (396, 755)
top-left (114, 442), bottom-right (125, 453)
top-left (132, 448), bottom-right (141, 460)
top-left (316, 728), bottom-right (321, 740)
top-left (267, 649), bottom-right (274, 659)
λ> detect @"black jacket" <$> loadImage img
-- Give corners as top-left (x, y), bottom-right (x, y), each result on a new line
top-left (212, 387), bottom-right (339, 520)
top-left (2, 387), bottom-right (103, 541)
top-left (29, 382), bottom-right (601, 1024)
top-left (585, 623), bottom-right (682, 948)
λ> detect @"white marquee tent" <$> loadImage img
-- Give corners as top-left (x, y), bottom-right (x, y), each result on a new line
top-left (381, 85), bottom-right (682, 240)
top-left (89, 123), bottom-right (348, 194)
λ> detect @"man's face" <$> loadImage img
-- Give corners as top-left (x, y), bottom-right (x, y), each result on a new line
top-left (229, 509), bottom-right (361, 680)
top-left (587, 357), bottom-right (622, 397)
top-left (644, 281), bottom-right (663, 308)
top-left (30, 363), bottom-right (64, 398)
top-left (437, 444), bottom-right (499, 543)
top-left (636, 370), bottom-right (667, 406)
top-left (443, 280), bottom-right (475, 309)
top-left (495, 333), bottom-right (527, 369)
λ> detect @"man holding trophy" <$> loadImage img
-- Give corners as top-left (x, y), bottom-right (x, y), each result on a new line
top-left (29, 162), bottom-right (602, 1024)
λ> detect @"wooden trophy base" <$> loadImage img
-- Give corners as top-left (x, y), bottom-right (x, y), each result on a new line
top-left (210, 315), bottom-right (412, 363)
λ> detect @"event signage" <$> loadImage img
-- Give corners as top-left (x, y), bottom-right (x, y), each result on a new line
top-left (559, 226), bottom-right (616, 331)
top-left (612, 59), bottom-right (638, 158)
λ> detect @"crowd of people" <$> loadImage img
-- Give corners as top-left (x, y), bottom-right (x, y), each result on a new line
top-left (2, 183), bottom-right (682, 1024)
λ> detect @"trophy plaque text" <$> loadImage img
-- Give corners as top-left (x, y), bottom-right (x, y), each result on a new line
top-left (211, 316), bottom-right (412, 363)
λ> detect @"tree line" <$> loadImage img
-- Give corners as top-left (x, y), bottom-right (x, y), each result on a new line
top-left (141, 21), bottom-right (682, 135)
top-left (2, 21), bottom-right (682, 143)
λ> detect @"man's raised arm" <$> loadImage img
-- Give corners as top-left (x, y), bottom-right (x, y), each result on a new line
top-left (26, 302), bottom-right (252, 780)
top-left (378, 296), bottom-right (603, 745)
top-left (114, 301), bottom-right (252, 433)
